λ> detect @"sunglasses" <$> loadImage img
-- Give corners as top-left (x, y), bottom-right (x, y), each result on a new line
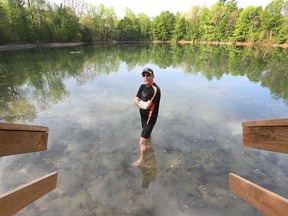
top-left (142, 73), bottom-right (151, 77)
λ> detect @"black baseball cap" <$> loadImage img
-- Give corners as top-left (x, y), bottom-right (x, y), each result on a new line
top-left (142, 67), bottom-right (154, 75)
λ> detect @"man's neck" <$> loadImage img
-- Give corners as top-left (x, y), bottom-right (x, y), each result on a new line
top-left (145, 82), bottom-right (154, 87)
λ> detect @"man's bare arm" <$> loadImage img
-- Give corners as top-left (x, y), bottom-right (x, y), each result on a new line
top-left (134, 97), bottom-right (153, 109)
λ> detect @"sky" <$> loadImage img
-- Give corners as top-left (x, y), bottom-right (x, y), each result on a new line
top-left (74, 0), bottom-right (272, 18)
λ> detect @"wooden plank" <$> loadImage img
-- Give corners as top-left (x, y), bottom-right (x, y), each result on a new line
top-left (0, 172), bottom-right (58, 216)
top-left (243, 118), bottom-right (288, 127)
top-left (0, 131), bottom-right (48, 156)
top-left (243, 126), bottom-right (288, 153)
top-left (0, 123), bottom-right (48, 132)
top-left (229, 173), bottom-right (288, 216)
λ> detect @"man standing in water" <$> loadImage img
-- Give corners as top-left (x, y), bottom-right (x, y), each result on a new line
top-left (133, 67), bottom-right (161, 167)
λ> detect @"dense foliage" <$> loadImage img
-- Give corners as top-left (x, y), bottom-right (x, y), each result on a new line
top-left (0, 0), bottom-right (288, 45)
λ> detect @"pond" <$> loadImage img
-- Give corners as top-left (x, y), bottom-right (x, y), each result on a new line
top-left (0, 44), bottom-right (288, 216)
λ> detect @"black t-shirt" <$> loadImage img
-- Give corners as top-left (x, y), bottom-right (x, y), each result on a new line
top-left (136, 83), bottom-right (161, 124)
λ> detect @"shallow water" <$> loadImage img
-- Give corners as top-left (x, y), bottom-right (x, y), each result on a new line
top-left (0, 44), bottom-right (288, 215)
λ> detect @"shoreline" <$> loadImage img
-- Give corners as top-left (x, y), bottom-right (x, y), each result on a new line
top-left (0, 42), bottom-right (89, 51)
top-left (174, 40), bottom-right (288, 48)
top-left (0, 41), bottom-right (288, 52)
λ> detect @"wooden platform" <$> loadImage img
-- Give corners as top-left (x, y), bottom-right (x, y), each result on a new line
top-left (230, 118), bottom-right (288, 215)
top-left (0, 123), bottom-right (49, 156)
top-left (0, 172), bottom-right (58, 216)
top-left (242, 118), bottom-right (288, 153)
top-left (229, 173), bottom-right (288, 216)
top-left (0, 123), bottom-right (57, 215)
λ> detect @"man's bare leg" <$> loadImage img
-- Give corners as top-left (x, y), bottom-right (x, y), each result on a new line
top-left (133, 137), bottom-right (147, 167)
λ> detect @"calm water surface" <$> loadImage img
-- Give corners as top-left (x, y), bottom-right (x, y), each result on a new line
top-left (0, 44), bottom-right (288, 216)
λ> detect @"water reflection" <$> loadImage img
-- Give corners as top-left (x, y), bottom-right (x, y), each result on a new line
top-left (0, 44), bottom-right (288, 216)
top-left (0, 44), bottom-right (288, 123)
top-left (137, 140), bottom-right (157, 189)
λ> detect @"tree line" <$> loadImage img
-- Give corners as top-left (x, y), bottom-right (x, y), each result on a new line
top-left (0, 0), bottom-right (288, 45)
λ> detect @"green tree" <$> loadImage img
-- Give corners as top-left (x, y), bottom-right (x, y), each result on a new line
top-left (38, 3), bottom-right (56, 42)
top-left (185, 5), bottom-right (200, 42)
top-left (79, 16), bottom-right (94, 42)
top-left (117, 8), bottom-right (140, 40)
top-left (138, 13), bottom-right (151, 40)
top-left (278, 0), bottom-right (288, 43)
top-left (226, 6), bottom-right (238, 41)
top-left (7, 0), bottom-right (32, 43)
top-left (103, 7), bottom-right (118, 40)
top-left (261, 0), bottom-right (285, 43)
top-left (172, 12), bottom-right (186, 41)
top-left (84, 4), bottom-right (106, 40)
top-left (233, 6), bottom-right (262, 42)
top-left (198, 6), bottom-right (213, 41)
top-left (0, 0), bottom-right (11, 44)
top-left (151, 11), bottom-right (175, 41)
top-left (217, 0), bottom-right (238, 41)
top-left (25, 0), bottom-right (52, 42)
top-left (210, 2), bottom-right (227, 41)
top-left (117, 17), bottom-right (135, 40)
top-left (52, 5), bottom-right (80, 42)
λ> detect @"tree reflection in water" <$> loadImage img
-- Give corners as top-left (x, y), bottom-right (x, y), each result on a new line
top-left (0, 44), bottom-right (288, 216)
top-left (1, 44), bottom-right (288, 123)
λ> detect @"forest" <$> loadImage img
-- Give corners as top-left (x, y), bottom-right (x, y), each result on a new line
top-left (0, 0), bottom-right (288, 45)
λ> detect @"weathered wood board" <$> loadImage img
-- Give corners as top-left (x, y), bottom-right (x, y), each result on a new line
top-left (243, 118), bottom-right (288, 127)
top-left (0, 123), bottom-right (48, 156)
top-left (242, 118), bottom-right (288, 153)
top-left (229, 173), bottom-right (288, 216)
top-left (0, 123), bottom-right (48, 132)
top-left (0, 172), bottom-right (58, 216)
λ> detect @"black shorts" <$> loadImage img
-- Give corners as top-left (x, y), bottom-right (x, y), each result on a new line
top-left (141, 116), bottom-right (156, 139)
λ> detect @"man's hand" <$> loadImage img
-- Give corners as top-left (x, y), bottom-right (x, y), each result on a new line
top-left (134, 97), bottom-right (152, 109)
top-left (134, 97), bottom-right (141, 108)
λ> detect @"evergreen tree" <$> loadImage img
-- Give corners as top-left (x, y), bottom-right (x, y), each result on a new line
top-left (210, 2), bottom-right (227, 41)
top-left (198, 6), bottom-right (213, 41)
top-left (233, 6), bottom-right (262, 42)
